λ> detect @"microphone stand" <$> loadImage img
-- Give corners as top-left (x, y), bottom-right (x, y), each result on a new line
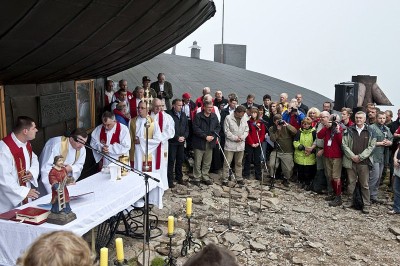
top-left (213, 131), bottom-right (236, 230)
top-left (254, 124), bottom-right (268, 213)
top-left (74, 136), bottom-right (159, 266)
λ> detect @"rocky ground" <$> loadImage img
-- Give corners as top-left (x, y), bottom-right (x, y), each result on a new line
top-left (94, 169), bottom-right (400, 266)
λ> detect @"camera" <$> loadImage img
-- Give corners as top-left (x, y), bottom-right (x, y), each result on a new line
top-left (330, 115), bottom-right (337, 129)
top-left (291, 108), bottom-right (298, 113)
top-left (278, 120), bottom-right (285, 126)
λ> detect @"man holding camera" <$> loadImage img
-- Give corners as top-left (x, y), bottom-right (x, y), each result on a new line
top-left (269, 114), bottom-right (297, 187)
top-left (282, 101), bottom-right (305, 130)
top-left (317, 114), bottom-right (344, 207)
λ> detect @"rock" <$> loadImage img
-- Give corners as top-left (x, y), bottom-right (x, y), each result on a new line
top-left (213, 189), bottom-right (222, 197)
top-left (350, 254), bottom-right (361, 260)
top-left (224, 232), bottom-right (240, 244)
top-left (389, 227), bottom-right (400, 236)
top-left (249, 240), bottom-right (267, 251)
top-left (294, 243), bottom-right (303, 248)
top-left (292, 207), bottom-right (311, 213)
top-left (199, 225), bottom-right (208, 238)
top-left (307, 241), bottom-right (324, 248)
top-left (268, 252), bottom-right (278, 260)
top-left (292, 256), bottom-right (304, 265)
top-left (344, 241), bottom-right (351, 246)
top-left (231, 244), bottom-right (246, 252)
top-left (397, 236), bottom-right (400, 242)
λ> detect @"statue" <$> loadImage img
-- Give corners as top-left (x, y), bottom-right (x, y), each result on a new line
top-left (47, 155), bottom-right (77, 225)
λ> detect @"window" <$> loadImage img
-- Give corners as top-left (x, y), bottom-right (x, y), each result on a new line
top-left (75, 80), bottom-right (95, 132)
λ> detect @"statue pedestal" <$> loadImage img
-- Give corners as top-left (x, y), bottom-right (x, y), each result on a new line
top-left (47, 211), bottom-right (77, 225)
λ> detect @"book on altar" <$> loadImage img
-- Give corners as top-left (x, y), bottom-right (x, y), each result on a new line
top-left (15, 207), bottom-right (50, 224)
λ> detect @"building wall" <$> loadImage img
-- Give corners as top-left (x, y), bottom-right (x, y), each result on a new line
top-left (3, 78), bottom-right (105, 179)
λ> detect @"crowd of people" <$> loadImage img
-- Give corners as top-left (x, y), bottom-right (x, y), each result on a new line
top-left (1, 73), bottom-right (400, 265)
top-left (101, 76), bottom-right (400, 215)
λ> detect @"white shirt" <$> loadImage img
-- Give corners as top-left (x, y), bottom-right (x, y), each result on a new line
top-left (183, 103), bottom-right (191, 119)
top-left (356, 125), bottom-right (365, 136)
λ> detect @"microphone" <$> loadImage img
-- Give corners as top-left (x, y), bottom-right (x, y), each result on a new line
top-left (253, 122), bottom-right (261, 130)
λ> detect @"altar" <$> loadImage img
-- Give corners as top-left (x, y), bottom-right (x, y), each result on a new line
top-left (0, 171), bottom-right (162, 266)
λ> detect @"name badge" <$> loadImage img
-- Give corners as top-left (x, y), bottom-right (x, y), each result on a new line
top-left (327, 139), bottom-right (332, 147)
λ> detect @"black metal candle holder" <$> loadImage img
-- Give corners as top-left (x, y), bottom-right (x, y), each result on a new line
top-left (164, 234), bottom-right (177, 266)
top-left (180, 215), bottom-right (202, 256)
top-left (114, 258), bottom-right (128, 266)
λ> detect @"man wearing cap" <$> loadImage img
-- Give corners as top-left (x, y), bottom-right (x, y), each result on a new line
top-left (142, 76), bottom-right (157, 99)
top-left (151, 73), bottom-right (173, 111)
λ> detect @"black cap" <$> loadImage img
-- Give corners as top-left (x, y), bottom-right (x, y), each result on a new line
top-left (142, 76), bottom-right (151, 82)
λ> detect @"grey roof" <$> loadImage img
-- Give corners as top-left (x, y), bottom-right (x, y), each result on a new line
top-left (109, 53), bottom-right (331, 108)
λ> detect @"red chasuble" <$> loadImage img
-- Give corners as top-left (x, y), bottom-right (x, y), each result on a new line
top-left (2, 134), bottom-right (33, 204)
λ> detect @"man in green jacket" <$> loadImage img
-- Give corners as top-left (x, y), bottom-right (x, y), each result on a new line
top-left (342, 111), bottom-right (377, 214)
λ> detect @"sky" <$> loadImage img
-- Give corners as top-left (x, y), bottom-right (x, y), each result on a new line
top-left (166, 0), bottom-right (400, 114)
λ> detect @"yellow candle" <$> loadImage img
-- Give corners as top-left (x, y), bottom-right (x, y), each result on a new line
top-left (168, 216), bottom-right (174, 235)
top-left (186, 198), bottom-right (192, 216)
top-left (100, 247), bottom-right (108, 266)
top-left (115, 238), bottom-right (124, 262)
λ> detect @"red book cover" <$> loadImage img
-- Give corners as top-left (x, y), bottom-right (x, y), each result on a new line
top-left (15, 207), bottom-right (50, 225)
top-left (0, 209), bottom-right (18, 220)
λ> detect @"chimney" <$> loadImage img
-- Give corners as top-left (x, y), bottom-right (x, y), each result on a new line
top-left (189, 41), bottom-right (201, 59)
top-left (214, 44), bottom-right (247, 69)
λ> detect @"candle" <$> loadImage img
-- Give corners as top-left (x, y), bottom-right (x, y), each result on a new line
top-left (115, 238), bottom-right (124, 262)
top-left (100, 247), bottom-right (108, 266)
top-left (168, 216), bottom-right (174, 235)
top-left (186, 198), bottom-right (192, 217)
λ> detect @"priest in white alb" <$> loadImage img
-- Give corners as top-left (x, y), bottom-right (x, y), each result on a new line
top-left (129, 100), bottom-right (164, 208)
top-left (90, 111), bottom-right (131, 168)
top-left (0, 116), bottom-right (40, 213)
top-left (39, 128), bottom-right (88, 194)
top-left (150, 98), bottom-right (175, 190)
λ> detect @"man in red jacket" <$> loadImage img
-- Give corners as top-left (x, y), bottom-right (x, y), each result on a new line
top-left (317, 114), bottom-right (344, 207)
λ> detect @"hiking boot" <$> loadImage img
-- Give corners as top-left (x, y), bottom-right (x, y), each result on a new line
top-left (222, 178), bottom-right (229, 186)
top-left (192, 180), bottom-right (201, 186)
top-left (202, 179), bottom-right (213, 186)
top-left (282, 179), bottom-right (290, 187)
top-left (237, 179), bottom-right (245, 185)
top-left (328, 196), bottom-right (342, 207)
top-left (342, 201), bottom-right (353, 209)
top-left (362, 205), bottom-right (371, 214)
top-left (324, 193), bottom-right (336, 201)
top-left (371, 198), bottom-right (385, 204)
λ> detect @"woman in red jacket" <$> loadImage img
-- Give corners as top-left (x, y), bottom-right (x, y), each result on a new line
top-left (243, 107), bottom-right (266, 181)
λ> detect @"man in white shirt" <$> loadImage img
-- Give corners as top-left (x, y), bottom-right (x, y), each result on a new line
top-left (0, 116), bottom-right (40, 213)
top-left (39, 128), bottom-right (88, 194)
top-left (90, 111), bottom-right (131, 167)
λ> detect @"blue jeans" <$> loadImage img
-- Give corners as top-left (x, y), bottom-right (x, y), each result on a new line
top-left (393, 175), bottom-right (400, 212)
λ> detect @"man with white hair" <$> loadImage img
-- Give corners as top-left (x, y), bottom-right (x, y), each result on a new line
top-left (150, 98), bottom-right (175, 190)
top-left (342, 111), bottom-right (377, 214)
top-left (195, 87), bottom-right (211, 107)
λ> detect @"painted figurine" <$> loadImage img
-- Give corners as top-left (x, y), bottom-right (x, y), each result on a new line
top-left (49, 155), bottom-right (73, 214)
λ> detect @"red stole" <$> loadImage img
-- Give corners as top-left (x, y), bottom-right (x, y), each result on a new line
top-left (2, 134), bottom-right (33, 204)
top-left (113, 109), bottom-right (129, 123)
top-left (100, 122), bottom-right (121, 145)
top-left (129, 96), bottom-right (138, 118)
top-left (156, 112), bottom-right (163, 170)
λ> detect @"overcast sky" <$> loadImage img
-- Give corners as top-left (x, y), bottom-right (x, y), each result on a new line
top-left (166, 0), bottom-right (399, 114)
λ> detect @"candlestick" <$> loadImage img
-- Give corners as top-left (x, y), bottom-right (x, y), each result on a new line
top-left (100, 247), bottom-right (108, 266)
top-left (168, 216), bottom-right (174, 236)
top-left (181, 215), bottom-right (202, 256)
top-left (115, 238), bottom-right (124, 262)
top-left (186, 198), bottom-right (192, 217)
top-left (164, 234), bottom-right (177, 266)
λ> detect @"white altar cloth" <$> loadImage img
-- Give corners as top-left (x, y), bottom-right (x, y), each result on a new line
top-left (0, 171), bottom-right (161, 266)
